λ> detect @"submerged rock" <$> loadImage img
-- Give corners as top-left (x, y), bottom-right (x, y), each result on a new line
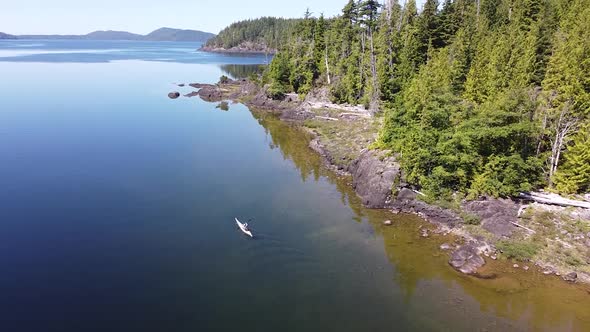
top-left (216, 101), bottom-right (230, 111)
top-left (383, 220), bottom-right (393, 226)
top-left (440, 243), bottom-right (453, 251)
top-left (449, 243), bottom-right (485, 274)
top-left (184, 91), bottom-right (199, 98)
top-left (168, 91), bottom-right (180, 99)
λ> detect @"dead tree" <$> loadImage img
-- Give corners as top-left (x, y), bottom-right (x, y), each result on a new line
top-left (548, 102), bottom-right (580, 185)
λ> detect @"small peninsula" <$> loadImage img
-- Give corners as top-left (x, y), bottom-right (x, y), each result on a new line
top-left (200, 17), bottom-right (299, 53)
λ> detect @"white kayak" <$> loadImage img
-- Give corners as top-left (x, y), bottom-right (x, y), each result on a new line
top-left (235, 218), bottom-right (253, 238)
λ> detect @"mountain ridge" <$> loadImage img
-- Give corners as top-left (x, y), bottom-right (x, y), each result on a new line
top-left (1, 28), bottom-right (215, 42)
top-left (0, 32), bottom-right (17, 39)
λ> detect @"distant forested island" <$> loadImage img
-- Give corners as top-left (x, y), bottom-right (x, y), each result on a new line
top-left (201, 17), bottom-right (300, 53)
top-left (0, 28), bottom-right (215, 42)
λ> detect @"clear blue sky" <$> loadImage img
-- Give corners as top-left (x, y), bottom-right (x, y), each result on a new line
top-left (2, 0), bottom-right (427, 35)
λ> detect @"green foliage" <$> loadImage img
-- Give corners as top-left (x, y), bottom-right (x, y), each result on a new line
top-left (469, 154), bottom-right (542, 198)
top-left (553, 123), bottom-right (590, 193)
top-left (257, 0), bottom-right (589, 199)
top-left (264, 51), bottom-right (290, 99)
top-left (267, 82), bottom-right (286, 100)
top-left (205, 17), bottom-right (300, 51)
top-left (461, 212), bottom-right (481, 225)
top-left (497, 240), bottom-right (540, 261)
top-left (219, 75), bottom-right (230, 84)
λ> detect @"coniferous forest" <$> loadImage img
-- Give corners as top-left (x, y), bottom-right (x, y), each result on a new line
top-left (204, 17), bottom-right (300, 51)
top-left (263, 0), bottom-right (590, 199)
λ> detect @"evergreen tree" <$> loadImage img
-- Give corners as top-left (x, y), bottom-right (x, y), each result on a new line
top-left (260, 0), bottom-right (589, 198)
top-left (553, 123), bottom-right (590, 194)
top-left (541, 0), bottom-right (590, 186)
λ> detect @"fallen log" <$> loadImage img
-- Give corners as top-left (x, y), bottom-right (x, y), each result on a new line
top-left (519, 192), bottom-right (590, 209)
top-left (315, 116), bottom-right (339, 121)
top-left (510, 222), bottom-right (536, 233)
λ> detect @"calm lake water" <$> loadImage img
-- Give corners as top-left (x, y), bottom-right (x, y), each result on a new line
top-left (1, 40), bottom-right (589, 332)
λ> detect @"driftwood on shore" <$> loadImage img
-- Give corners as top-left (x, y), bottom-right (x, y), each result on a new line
top-left (519, 192), bottom-right (590, 209)
top-left (315, 116), bottom-right (339, 121)
top-left (510, 222), bottom-right (536, 233)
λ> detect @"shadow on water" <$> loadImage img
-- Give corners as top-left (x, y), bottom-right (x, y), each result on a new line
top-left (249, 109), bottom-right (590, 331)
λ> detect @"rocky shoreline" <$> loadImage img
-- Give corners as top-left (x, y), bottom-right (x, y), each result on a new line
top-left (171, 78), bottom-right (590, 285)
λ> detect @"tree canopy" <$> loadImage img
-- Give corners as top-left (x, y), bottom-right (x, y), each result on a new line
top-left (263, 0), bottom-right (590, 198)
top-left (205, 17), bottom-right (300, 51)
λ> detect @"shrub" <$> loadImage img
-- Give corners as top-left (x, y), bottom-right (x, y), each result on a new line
top-left (469, 154), bottom-right (543, 198)
top-left (219, 75), bottom-right (230, 84)
top-left (266, 82), bottom-right (286, 100)
top-left (461, 212), bottom-right (481, 225)
top-left (497, 240), bottom-right (540, 261)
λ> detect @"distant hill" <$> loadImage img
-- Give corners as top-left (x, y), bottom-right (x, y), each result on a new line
top-left (144, 27), bottom-right (215, 42)
top-left (12, 28), bottom-right (214, 42)
top-left (0, 32), bottom-right (17, 39)
top-left (202, 17), bottom-right (300, 53)
top-left (85, 30), bottom-right (143, 40)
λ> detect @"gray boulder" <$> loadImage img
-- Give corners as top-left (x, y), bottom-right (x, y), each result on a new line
top-left (563, 272), bottom-right (577, 282)
top-left (449, 243), bottom-right (485, 274)
top-left (168, 92), bottom-right (180, 99)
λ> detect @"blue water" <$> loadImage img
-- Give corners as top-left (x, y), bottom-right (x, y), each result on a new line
top-left (0, 40), bottom-right (587, 332)
top-left (0, 40), bottom-right (268, 64)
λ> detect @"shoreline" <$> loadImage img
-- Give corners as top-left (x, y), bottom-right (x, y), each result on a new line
top-left (174, 78), bottom-right (590, 286)
top-left (199, 45), bottom-right (276, 55)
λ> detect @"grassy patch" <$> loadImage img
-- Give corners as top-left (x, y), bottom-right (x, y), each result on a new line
top-left (497, 240), bottom-right (540, 261)
top-left (302, 108), bottom-right (382, 170)
top-left (464, 225), bottom-right (496, 242)
top-left (418, 195), bottom-right (462, 213)
top-left (461, 212), bottom-right (481, 225)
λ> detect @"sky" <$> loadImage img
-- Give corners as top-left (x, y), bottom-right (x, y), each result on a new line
top-left (1, 0), bottom-right (427, 35)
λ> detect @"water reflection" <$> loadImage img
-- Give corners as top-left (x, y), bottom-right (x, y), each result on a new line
top-left (250, 109), bottom-right (590, 331)
top-left (220, 64), bottom-right (266, 79)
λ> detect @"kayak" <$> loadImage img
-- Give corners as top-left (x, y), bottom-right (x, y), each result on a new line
top-left (235, 218), bottom-right (253, 238)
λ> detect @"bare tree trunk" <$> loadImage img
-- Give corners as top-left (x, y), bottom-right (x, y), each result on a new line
top-left (385, 0), bottom-right (393, 22)
top-left (536, 108), bottom-right (548, 155)
top-left (548, 104), bottom-right (578, 186)
top-left (360, 31), bottom-right (366, 98)
top-left (398, 1), bottom-right (405, 32)
top-left (476, 0), bottom-right (480, 21)
top-left (325, 45), bottom-right (331, 85)
top-left (369, 26), bottom-right (379, 112)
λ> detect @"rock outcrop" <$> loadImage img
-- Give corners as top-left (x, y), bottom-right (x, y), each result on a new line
top-left (449, 242), bottom-right (486, 274)
top-left (463, 199), bottom-right (519, 237)
top-left (347, 150), bottom-right (400, 209)
top-left (168, 92), bottom-right (180, 99)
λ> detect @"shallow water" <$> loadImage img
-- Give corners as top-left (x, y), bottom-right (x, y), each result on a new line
top-left (0, 40), bottom-right (589, 332)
